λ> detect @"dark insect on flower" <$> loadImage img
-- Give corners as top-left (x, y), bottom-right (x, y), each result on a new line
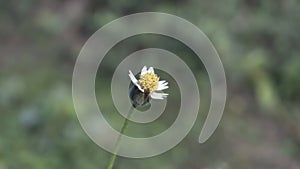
top-left (129, 85), bottom-right (151, 107)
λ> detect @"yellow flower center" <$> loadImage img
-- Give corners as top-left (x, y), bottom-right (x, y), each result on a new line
top-left (139, 73), bottom-right (159, 93)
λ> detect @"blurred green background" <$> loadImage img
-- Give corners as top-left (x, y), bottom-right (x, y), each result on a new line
top-left (1, 0), bottom-right (300, 169)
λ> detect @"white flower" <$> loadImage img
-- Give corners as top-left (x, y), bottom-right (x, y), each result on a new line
top-left (128, 66), bottom-right (168, 100)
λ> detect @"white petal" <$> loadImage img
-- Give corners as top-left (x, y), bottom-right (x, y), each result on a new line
top-left (159, 80), bottom-right (168, 86)
top-left (148, 67), bottom-right (154, 73)
top-left (150, 93), bottom-right (164, 100)
top-left (156, 84), bottom-right (169, 91)
top-left (150, 92), bottom-right (168, 100)
top-left (141, 66), bottom-right (147, 75)
top-left (129, 70), bottom-right (144, 92)
top-left (136, 85), bottom-right (144, 92)
top-left (156, 80), bottom-right (168, 91)
top-left (129, 70), bottom-right (138, 83)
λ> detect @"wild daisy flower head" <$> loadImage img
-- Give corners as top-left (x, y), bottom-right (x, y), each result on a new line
top-left (139, 70), bottom-right (159, 93)
top-left (129, 66), bottom-right (168, 107)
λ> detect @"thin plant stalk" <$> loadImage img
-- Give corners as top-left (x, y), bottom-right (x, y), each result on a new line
top-left (107, 106), bottom-right (134, 169)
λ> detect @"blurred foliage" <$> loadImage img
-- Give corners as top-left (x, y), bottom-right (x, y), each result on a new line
top-left (1, 0), bottom-right (300, 169)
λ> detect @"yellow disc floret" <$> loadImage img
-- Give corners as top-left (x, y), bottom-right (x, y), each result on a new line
top-left (139, 73), bottom-right (159, 93)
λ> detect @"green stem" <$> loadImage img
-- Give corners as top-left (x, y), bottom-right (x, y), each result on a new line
top-left (107, 106), bottom-right (134, 169)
